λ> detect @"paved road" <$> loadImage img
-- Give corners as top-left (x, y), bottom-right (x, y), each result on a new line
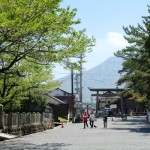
top-left (0, 116), bottom-right (150, 150)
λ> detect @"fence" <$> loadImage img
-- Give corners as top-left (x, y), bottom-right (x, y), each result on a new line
top-left (0, 104), bottom-right (53, 131)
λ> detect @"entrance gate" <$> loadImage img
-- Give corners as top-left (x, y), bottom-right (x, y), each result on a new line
top-left (88, 88), bottom-right (124, 117)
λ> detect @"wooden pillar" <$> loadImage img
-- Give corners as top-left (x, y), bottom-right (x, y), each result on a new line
top-left (121, 97), bottom-right (124, 117)
top-left (0, 104), bottom-right (4, 129)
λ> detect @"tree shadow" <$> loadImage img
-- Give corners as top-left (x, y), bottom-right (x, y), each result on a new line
top-left (112, 121), bottom-right (143, 126)
top-left (114, 117), bottom-right (146, 123)
top-left (0, 141), bottom-right (71, 150)
top-left (110, 127), bottom-right (150, 134)
top-left (113, 117), bottom-right (148, 125)
top-left (111, 119), bottom-right (150, 135)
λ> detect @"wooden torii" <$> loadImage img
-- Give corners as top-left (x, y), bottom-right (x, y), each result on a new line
top-left (88, 88), bottom-right (124, 117)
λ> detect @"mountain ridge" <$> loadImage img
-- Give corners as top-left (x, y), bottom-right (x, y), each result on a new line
top-left (58, 56), bottom-right (124, 103)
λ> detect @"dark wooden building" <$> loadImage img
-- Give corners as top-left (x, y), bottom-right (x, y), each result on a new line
top-left (47, 88), bottom-right (74, 121)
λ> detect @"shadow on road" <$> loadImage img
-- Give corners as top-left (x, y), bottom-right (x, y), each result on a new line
top-left (110, 127), bottom-right (150, 134)
top-left (0, 141), bottom-right (71, 150)
top-left (110, 118), bottom-right (150, 135)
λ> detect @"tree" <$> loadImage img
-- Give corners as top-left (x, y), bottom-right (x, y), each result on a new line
top-left (0, 0), bottom-right (95, 74)
top-left (115, 5), bottom-right (150, 103)
top-left (0, 0), bottom-right (95, 110)
top-left (0, 59), bottom-right (59, 111)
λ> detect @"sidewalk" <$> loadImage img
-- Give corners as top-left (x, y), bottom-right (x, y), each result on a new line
top-left (0, 116), bottom-right (150, 150)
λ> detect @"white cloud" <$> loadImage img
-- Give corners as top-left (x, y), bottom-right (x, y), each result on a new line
top-left (84, 32), bottom-right (129, 71)
top-left (107, 32), bottom-right (129, 48)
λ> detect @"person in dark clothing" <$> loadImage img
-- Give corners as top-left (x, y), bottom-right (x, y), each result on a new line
top-left (103, 114), bottom-right (108, 128)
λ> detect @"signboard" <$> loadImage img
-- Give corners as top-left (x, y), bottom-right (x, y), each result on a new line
top-left (110, 104), bottom-right (117, 109)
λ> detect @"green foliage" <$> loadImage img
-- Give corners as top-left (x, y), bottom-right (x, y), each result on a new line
top-left (115, 5), bottom-right (150, 103)
top-left (0, 59), bottom-right (59, 111)
top-left (20, 91), bottom-right (48, 113)
top-left (0, 0), bottom-right (95, 73)
top-left (0, 0), bottom-right (95, 111)
top-left (58, 116), bottom-right (68, 121)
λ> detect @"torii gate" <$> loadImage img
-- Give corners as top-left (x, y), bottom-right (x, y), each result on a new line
top-left (88, 88), bottom-right (124, 117)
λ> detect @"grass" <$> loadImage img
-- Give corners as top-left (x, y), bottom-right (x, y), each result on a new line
top-left (58, 116), bottom-right (68, 122)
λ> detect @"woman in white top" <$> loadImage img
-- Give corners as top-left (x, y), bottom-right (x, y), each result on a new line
top-left (89, 112), bottom-right (95, 128)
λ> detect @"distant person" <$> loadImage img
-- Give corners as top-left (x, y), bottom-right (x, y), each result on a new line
top-left (118, 109), bottom-right (121, 117)
top-left (103, 113), bottom-right (108, 128)
top-left (110, 110), bottom-right (114, 121)
top-left (89, 112), bottom-right (95, 128)
top-left (82, 112), bottom-right (89, 129)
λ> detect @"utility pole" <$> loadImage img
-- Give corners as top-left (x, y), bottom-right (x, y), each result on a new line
top-left (80, 53), bottom-right (83, 103)
top-left (96, 91), bottom-right (99, 117)
top-left (71, 66), bottom-right (74, 122)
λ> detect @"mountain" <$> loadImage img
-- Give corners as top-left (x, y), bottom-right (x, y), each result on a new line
top-left (58, 56), bottom-right (124, 103)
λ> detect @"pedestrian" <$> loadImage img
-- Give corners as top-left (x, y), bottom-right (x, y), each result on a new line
top-left (89, 112), bottom-right (95, 128)
top-left (82, 112), bottom-right (89, 129)
top-left (111, 110), bottom-right (114, 121)
top-left (103, 113), bottom-right (108, 128)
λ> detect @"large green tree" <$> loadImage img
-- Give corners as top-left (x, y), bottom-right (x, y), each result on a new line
top-left (0, 60), bottom-right (59, 111)
top-left (0, 0), bottom-right (95, 110)
top-left (0, 0), bottom-right (95, 74)
top-left (115, 5), bottom-right (150, 103)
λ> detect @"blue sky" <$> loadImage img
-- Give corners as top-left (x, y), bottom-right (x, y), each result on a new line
top-left (53, 0), bottom-right (150, 79)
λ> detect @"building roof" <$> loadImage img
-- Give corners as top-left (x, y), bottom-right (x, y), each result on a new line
top-left (88, 87), bottom-right (124, 92)
top-left (46, 95), bottom-right (65, 105)
top-left (56, 87), bottom-right (71, 94)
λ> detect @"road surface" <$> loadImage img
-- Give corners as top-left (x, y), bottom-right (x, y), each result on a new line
top-left (0, 116), bottom-right (150, 150)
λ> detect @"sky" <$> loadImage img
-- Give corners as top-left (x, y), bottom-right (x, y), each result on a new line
top-left (53, 0), bottom-right (150, 79)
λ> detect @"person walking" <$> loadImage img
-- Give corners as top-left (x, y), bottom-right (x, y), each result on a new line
top-left (103, 113), bottom-right (108, 128)
top-left (82, 112), bottom-right (89, 129)
top-left (89, 112), bottom-right (95, 128)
